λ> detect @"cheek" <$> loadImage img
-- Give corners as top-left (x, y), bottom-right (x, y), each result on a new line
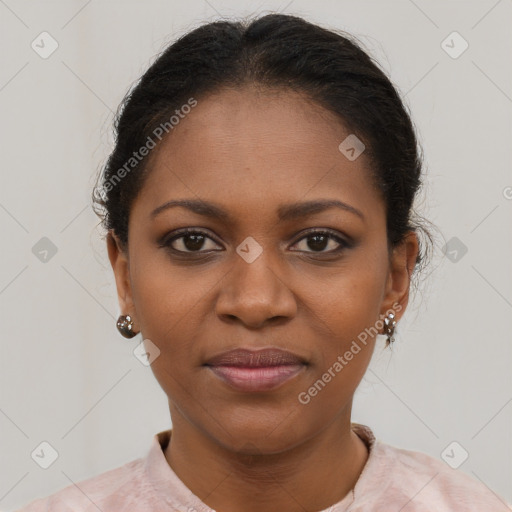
top-left (129, 240), bottom-right (201, 322)
top-left (128, 245), bottom-right (228, 378)
top-left (128, 258), bottom-right (207, 399)
top-left (294, 271), bottom-right (386, 425)
top-left (131, 274), bottom-right (203, 356)
top-left (323, 271), bottom-right (385, 339)
top-left (296, 246), bottom-right (389, 392)
top-left (301, 254), bottom-right (388, 342)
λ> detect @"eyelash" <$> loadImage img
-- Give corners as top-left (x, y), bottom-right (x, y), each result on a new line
top-left (158, 227), bottom-right (351, 257)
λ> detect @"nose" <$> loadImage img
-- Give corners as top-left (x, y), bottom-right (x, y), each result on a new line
top-left (215, 250), bottom-right (297, 329)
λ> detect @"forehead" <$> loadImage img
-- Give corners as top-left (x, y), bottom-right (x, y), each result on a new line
top-left (131, 86), bottom-right (383, 225)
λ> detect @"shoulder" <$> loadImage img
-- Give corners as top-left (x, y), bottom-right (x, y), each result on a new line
top-left (14, 457), bottom-right (153, 512)
top-left (367, 441), bottom-right (511, 511)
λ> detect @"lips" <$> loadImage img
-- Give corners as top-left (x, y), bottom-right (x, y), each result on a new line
top-left (204, 348), bottom-right (306, 368)
top-left (204, 348), bottom-right (307, 392)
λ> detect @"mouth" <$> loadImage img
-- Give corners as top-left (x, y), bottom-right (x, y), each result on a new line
top-left (204, 348), bottom-right (307, 392)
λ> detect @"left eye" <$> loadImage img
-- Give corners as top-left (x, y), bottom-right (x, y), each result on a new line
top-left (291, 231), bottom-right (347, 253)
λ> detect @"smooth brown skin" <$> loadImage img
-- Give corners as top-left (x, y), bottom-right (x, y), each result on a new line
top-left (107, 85), bottom-right (419, 512)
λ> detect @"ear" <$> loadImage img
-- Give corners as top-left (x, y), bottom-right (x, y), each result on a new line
top-left (381, 231), bottom-right (419, 321)
top-left (107, 230), bottom-right (138, 330)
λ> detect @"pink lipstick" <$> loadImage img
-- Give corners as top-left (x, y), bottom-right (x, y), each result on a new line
top-left (204, 348), bottom-right (306, 392)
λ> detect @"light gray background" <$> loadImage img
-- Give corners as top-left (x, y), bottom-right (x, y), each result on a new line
top-left (1, 1), bottom-right (511, 510)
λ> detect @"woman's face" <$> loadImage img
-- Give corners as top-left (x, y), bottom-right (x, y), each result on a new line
top-left (108, 86), bottom-right (417, 453)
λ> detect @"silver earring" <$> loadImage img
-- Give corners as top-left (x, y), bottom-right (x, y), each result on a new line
top-left (116, 314), bottom-right (137, 339)
top-left (383, 312), bottom-right (397, 344)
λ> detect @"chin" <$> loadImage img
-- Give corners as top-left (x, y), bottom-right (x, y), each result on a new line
top-left (205, 411), bottom-right (308, 455)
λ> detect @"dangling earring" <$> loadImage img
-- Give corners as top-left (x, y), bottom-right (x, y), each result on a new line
top-left (116, 314), bottom-right (137, 339)
top-left (383, 312), bottom-right (397, 344)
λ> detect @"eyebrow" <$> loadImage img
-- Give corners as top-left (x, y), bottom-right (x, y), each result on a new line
top-left (150, 198), bottom-right (365, 222)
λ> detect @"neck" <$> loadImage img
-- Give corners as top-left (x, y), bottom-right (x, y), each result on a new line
top-left (163, 405), bottom-right (369, 512)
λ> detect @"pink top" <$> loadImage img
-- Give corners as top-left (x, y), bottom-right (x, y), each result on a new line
top-left (16, 423), bottom-right (511, 511)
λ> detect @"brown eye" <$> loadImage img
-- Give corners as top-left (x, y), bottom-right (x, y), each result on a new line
top-left (291, 230), bottom-right (348, 254)
top-left (160, 229), bottom-right (222, 253)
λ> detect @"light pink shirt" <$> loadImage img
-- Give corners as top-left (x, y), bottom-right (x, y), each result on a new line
top-left (15, 423), bottom-right (511, 511)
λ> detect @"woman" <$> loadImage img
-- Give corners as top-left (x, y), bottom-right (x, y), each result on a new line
top-left (17, 13), bottom-right (510, 512)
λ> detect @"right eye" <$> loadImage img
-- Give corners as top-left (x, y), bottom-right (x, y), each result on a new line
top-left (159, 228), bottom-right (223, 254)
